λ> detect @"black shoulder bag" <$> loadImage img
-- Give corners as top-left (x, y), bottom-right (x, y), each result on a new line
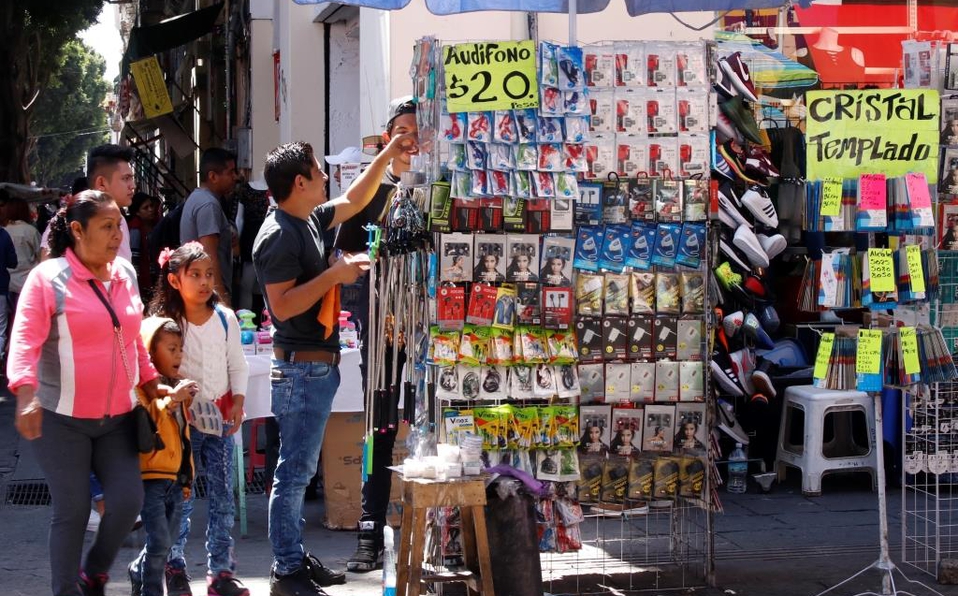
top-left (89, 280), bottom-right (164, 453)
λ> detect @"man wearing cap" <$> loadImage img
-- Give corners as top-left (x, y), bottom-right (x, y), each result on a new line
top-left (337, 97), bottom-right (418, 573)
top-left (325, 146), bottom-right (372, 193)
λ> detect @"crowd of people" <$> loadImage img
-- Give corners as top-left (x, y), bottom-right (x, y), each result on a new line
top-left (9, 96), bottom-right (419, 596)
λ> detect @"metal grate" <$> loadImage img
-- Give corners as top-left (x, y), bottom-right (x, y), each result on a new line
top-left (3, 481), bottom-right (52, 507)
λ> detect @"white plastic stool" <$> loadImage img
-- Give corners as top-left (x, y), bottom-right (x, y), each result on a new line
top-left (775, 385), bottom-right (878, 496)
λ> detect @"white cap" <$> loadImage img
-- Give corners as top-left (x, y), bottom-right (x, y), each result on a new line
top-left (325, 146), bottom-right (371, 166)
top-left (249, 171), bottom-right (268, 191)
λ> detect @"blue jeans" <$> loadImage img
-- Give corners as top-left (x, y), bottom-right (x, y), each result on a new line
top-left (268, 360), bottom-right (339, 575)
top-left (131, 480), bottom-right (184, 596)
top-left (169, 427), bottom-right (235, 575)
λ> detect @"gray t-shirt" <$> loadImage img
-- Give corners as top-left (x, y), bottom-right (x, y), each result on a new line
top-left (180, 187), bottom-right (232, 291)
top-left (252, 203), bottom-right (338, 352)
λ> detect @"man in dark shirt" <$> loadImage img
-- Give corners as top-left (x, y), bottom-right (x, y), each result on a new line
top-left (339, 97), bottom-right (417, 573)
top-left (253, 131), bottom-right (416, 596)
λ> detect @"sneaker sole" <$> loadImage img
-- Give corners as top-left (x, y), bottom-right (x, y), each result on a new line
top-left (752, 369), bottom-right (777, 398)
top-left (733, 227), bottom-right (770, 269)
top-left (346, 559), bottom-right (382, 573)
top-left (758, 234), bottom-right (787, 260)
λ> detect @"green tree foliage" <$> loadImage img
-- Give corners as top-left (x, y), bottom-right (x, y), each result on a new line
top-left (30, 41), bottom-right (110, 187)
top-left (0, 1), bottom-right (103, 183)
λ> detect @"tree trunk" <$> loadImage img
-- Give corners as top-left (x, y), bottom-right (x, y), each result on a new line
top-left (0, 4), bottom-right (31, 184)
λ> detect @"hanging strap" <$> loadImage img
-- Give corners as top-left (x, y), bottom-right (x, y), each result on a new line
top-left (88, 280), bottom-right (136, 389)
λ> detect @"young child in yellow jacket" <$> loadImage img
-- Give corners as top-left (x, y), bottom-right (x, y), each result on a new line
top-left (129, 317), bottom-right (198, 596)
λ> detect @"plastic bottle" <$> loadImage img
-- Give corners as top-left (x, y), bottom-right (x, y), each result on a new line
top-left (382, 525), bottom-right (397, 596)
top-left (727, 443), bottom-right (748, 494)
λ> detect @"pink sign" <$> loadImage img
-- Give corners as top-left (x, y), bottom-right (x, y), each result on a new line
top-left (906, 172), bottom-right (932, 209)
top-left (859, 173), bottom-right (887, 211)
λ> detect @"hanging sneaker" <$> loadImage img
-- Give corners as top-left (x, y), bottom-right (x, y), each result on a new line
top-left (729, 347), bottom-right (757, 395)
top-left (713, 59), bottom-right (739, 100)
top-left (165, 564), bottom-right (193, 596)
top-left (751, 357), bottom-right (778, 399)
top-left (757, 303), bottom-right (781, 334)
top-left (719, 235), bottom-right (752, 272)
top-left (723, 310), bottom-right (745, 338)
top-left (719, 52), bottom-right (759, 102)
top-left (713, 262), bottom-right (743, 293)
top-left (742, 313), bottom-right (775, 349)
top-left (715, 112), bottom-right (744, 145)
top-left (719, 96), bottom-right (763, 144)
top-left (757, 233), bottom-right (787, 260)
top-left (743, 275), bottom-right (769, 299)
top-left (733, 226), bottom-right (770, 269)
top-left (304, 553), bottom-right (346, 587)
top-left (718, 189), bottom-right (751, 229)
top-left (710, 350), bottom-right (746, 397)
top-left (712, 146), bottom-right (735, 180)
top-left (717, 399), bottom-right (751, 445)
top-left (207, 572), bottom-right (249, 596)
top-left (718, 142), bottom-right (764, 186)
top-left (740, 188), bottom-right (779, 228)
top-left (744, 145), bottom-right (780, 179)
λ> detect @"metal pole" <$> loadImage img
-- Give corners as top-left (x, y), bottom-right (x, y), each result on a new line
top-left (568, 0), bottom-right (577, 46)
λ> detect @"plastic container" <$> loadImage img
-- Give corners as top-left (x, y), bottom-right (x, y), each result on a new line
top-left (727, 443), bottom-right (748, 494)
top-left (382, 526), bottom-right (396, 596)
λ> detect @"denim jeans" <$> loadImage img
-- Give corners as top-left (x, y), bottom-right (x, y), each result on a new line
top-left (268, 360), bottom-right (339, 575)
top-left (169, 427), bottom-right (235, 575)
top-left (131, 480), bottom-right (184, 596)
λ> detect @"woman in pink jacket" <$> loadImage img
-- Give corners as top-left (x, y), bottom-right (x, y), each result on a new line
top-left (8, 190), bottom-right (171, 596)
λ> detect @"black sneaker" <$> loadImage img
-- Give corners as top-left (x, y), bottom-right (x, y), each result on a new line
top-left (165, 564), bottom-right (193, 596)
top-left (304, 552), bottom-right (346, 587)
top-left (346, 536), bottom-right (384, 572)
top-left (207, 572), bottom-right (250, 596)
top-left (128, 561), bottom-right (142, 596)
top-left (78, 571), bottom-right (108, 596)
top-left (270, 566), bottom-right (328, 596)
top-left (710, 349), bottom-right (746, 397)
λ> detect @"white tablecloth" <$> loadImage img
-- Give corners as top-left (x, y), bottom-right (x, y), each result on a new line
top-left (244, 348), bottom-right (363, 419)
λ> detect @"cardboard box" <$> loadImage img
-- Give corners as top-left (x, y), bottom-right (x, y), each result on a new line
top-left (321, 411), bottom-right (410, 530)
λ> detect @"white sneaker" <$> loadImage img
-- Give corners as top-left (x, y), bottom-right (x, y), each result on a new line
top-left (723, 310), bottom-right (744, 338)
top-left (733, 226), bottom-right (770, 268)
top-left (717, 399), bottom-right (750, 445)
top-left (87, 509), bottom-right (101, 533)
top-left (718, 192), bottom-right (751, 229)
top-left (757, 233), bottom-right (787, 260)
top-left (740, 188), bottom-right (779, 228)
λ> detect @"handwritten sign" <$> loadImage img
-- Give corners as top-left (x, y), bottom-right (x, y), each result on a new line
top-left (900, 327), bottom-right (921, 375)
top-left (130, 56), bottom-right (173, 119)
top-left (806, 90), bottom-right (939, 182)
top-left (856, 329), bottom-right (883, 375)
top-left (814, 332), bottom-right (835, 380)
top-left (905, 172), bottom-right (933, 209)
top-left (868, 248), bottom-right (896, 293)
top-left (821, 178), bottom-right (844, 217)
top-left (444, 41), bottom-right (539, 113)
top-left (859, 174), bottom-right (887, 210)
top-left (905, 245), bottom-right (926, 293)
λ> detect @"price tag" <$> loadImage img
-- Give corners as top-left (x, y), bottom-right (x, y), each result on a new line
top-left (905, 245), bottom-right (926, 293)
top-left (858, 174), bottom-right (887, 211)
top-left (905, 172), bottom-right (932, 209)
top-left (814, 332), bottom-right (835, 380)
top-left (856, 329), bottom-right (883, 375)
top-left (868, 248), bottom-right (896, 293)
top-left (900, 327), bottom-right (921, 375)
top-left (821, 178), bottom-right (843, 217)
top-left (443, 41), bottom-right (539, 113)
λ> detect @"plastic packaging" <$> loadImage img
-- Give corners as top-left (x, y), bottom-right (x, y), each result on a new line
top-left (728, 443), bottom-right (748, 494)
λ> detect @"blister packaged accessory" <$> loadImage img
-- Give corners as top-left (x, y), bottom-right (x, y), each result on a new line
top-left (494, 110), bottom-right (518, 143)
top-left (467, 112), bottom-right (492, 142)
top-left (613, 41), bottom-right (644, 87)
top-left (603, 272), bottom-right (630, 316)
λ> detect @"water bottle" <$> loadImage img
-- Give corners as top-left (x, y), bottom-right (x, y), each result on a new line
top-left (727, 443), bottom-right (748, 494)
top-left (382, 525), bottom-right (397, 596)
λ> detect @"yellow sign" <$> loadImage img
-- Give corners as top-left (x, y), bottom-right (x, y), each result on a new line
top-left (868, 248), bottom-right (896, 293)
top-left (900, 327), bottom-right (921, 375)
top-left (806, 90), bottom-right (939, 183)
top-left (821, 178), bottom-right (844, 217)
top-left (443, 41), bottom-right (539, 113)
top-left (814, 332), bottom-right (835, 380)
top-left (905, 245), bottom-right (926, 293)
top-left (856, 329), bottom-right (883, 375)
top-left (130, 56), bottom-right (173, 119)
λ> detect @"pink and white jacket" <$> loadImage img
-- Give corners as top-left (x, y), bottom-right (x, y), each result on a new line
top-left (7, 249), bottom-right (159, 418)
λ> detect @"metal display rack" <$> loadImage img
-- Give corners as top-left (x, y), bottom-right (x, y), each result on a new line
top-left (902, 250), bottom-right (958, 579)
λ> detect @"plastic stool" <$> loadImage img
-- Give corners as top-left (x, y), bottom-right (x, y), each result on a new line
top-left (396, 476), bottom-right (494, 596)
top-left (247, 418), bottom-right (268, 484)
top-left (775, 385), bottom-right (878, 496)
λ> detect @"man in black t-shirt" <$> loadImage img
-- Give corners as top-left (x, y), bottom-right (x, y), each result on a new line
top-left (339, 97), bottom-right (418, 573)
top-left (253, 132), bottom-right (416, 596)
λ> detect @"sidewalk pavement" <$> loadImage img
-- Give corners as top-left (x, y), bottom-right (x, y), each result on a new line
top-left (0, 397), bottom-right (955, 596)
